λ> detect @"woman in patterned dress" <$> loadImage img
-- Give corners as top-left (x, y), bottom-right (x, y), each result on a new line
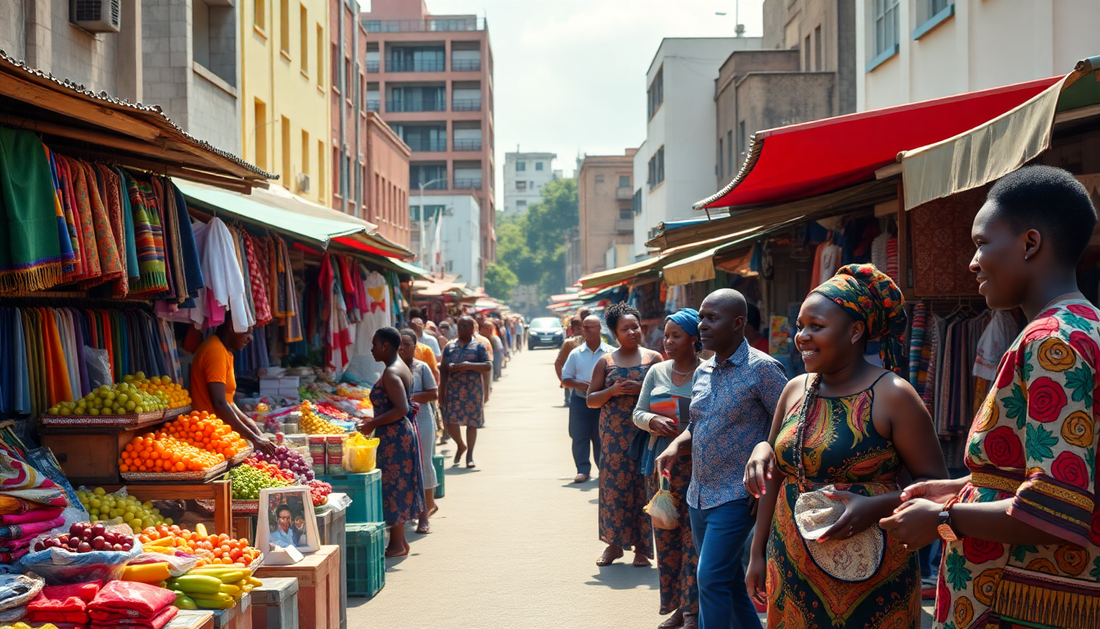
top-left (633, 309), bottom-right (701, 629)
top-left (882, 166), bottom-right (1100, 629)
top-left (588, 302), bottom-right (663, 568)
top-left (440, 316), bottom-right (492, 468)
top-left (744, 264), bottom-right (948, 628)
top-left (399, 329), bottom-right (439, 535)
top-left (359, 326), bottom-right (425, 558)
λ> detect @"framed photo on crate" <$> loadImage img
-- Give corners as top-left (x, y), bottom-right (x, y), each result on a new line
top-left (256, 487), bottom-right (320, 557)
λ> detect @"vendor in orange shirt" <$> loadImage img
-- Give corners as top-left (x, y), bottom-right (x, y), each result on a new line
top-left (190, 321), bottom-right (277, 455)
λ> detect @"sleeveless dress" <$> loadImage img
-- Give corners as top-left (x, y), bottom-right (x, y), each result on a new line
top-left (598, 352), bottom-right (658, 554)
top-left (370, 376), bottom-right (426, 526)
top-left (768, 374), bottom-right (920, 628)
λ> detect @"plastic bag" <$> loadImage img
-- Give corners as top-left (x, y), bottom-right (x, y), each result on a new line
top-left (84, 347), bottom-right (112, 389)
top-left (644, 472), bottom-right (680, 530)
top-left (342, 433), bottom-right (379, 473)
top-left (18, 524), bottom-right (143, 585)
top-left (126, 551), bottom-right (197, 577)
top-left (0, 573), bottom-right (45, 612)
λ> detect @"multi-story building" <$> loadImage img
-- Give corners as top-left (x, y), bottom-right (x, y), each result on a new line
top-left (633, 37), bottom-right (761, 256)
top-left (409, 193), bottom-right (481, 286)
top-left (715, 0), bottom-right (856, 189)
top-left (503, 151), bottom-right (558, 214)
top-left (578, 150), bottom-right (636, 277)
top-left (359, 0), bottom-right (496, 276)
top-left (330, 0), bottom-right (412, 247)
top-left (856, 0), bottom-right (1100, 111)
top-left (241, 0), bottom-right (331, 205)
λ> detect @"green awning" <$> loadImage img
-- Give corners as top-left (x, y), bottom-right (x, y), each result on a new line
top-left (385, 258), bottom-right (430, 278)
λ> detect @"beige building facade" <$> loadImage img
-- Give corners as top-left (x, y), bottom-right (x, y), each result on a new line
top-left (578, 151), bottom-right (636, 278)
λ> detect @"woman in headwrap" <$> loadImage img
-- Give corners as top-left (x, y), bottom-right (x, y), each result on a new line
top-left (742, 264), bottom-right (947, 628)
top-left (633, 308), bottom-right (701, 629)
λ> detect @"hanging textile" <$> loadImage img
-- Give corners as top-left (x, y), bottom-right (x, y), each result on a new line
top-left (126, 175), bottom-right (169, 297)
top-left (184, 217), bottom-right (252, 332)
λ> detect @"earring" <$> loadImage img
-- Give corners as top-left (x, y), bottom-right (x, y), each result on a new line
top-left (1024, 254), bottom-right (1029, 261)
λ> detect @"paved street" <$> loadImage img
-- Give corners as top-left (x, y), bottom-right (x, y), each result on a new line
top-left (348, 347), bottom-right (933, 628)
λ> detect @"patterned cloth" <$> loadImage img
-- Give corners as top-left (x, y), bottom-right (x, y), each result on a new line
top-left (440, 340), bottom-right (489, 427)
top-left (936, 299), bottom-right (1100, 629)
top-left (647, 459), bottom-right (698, 616)
top-left (769, 375), bottom-right (920, 628)
top-left (688, 340), bottom-right (787, 509)
top-left (811, 263), bottom-right (908, 373)
top-left (369, 377), bottom-right (425, 526)
top-left (597, 352), bottom-right (657, 554)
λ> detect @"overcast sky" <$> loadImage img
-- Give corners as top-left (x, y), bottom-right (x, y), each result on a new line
top-left (422, 0), bottom-right (766, 207)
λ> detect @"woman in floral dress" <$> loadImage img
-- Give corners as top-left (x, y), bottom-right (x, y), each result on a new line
top-left (588, 302), bottom-right (663, 568)
top-left (439, 316), bottom-right (492, 469)
top-left (358, 326), bottom-right (425, 558)
top-left (883, 166), bottom-right (1100, 629)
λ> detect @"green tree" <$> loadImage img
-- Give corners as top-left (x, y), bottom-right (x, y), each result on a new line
top-left (483, 263), bottom-right (518, 301)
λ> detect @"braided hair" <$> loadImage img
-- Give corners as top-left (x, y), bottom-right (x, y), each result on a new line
top-left (792, 373), bottom-right (823, 492)
top-left (603, 302), bottom-right (640, 336)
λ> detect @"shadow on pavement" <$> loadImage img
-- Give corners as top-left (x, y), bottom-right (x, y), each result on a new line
top-left (560, 481), bottom-right (597, 491)
top-left (585, 565), bottom-right (659, 591)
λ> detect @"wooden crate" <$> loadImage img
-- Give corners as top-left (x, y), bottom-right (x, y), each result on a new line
top-left (255, 545), bottom-right (341, 629)
top-left (168, 610), bottom-right (215, 629)
top-left (250, 576), bottom-right (300, 629)
top-left (210, 592), bottom-right (252, 629)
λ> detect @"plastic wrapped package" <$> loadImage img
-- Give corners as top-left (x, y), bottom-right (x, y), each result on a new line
top-left (342, 433), bottom-right (379, 473)
top-left (643, 473), bottom-right (680, 530)
top-left (18, 525), bottom-right (142, 585)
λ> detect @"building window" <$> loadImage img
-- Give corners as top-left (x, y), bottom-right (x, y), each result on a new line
top-left (535, 162), bottom-right (543, 171)
top-left (316, 25), bottom-right (323, 88)
top-left (739, 121), bottom-right (747, 156)
top-left (632, 189), bottom-right (642, 216)
top-left (718, 137), bottom-right (723, 178)
top-left (595, 174), bottom-right (605, 184)
top-left (299, 5), bottom-right (308, 74)
top-left (914, 0), bottom-right (955, 39)
top-left (726, 130), bottom-right (733, 176)
top-left (618, 175), bottom-right (630, 188)
top-left (331, 43), bottom-right (339, 91)
top-left (301, 129), bottom-right (309, 177)
top-left (516, 181), bottom-right (526, 191)
top-left (647, 67), bottom-right (663, 119)
top-left (279, 0), bottom-right (290, 55)
top-left (517, 200), bottom-right (526, 209)
top-left (804, 34), bottom-right (811, 70)
top-left (253, 99), bottom-right (267, 170)
top-left (619, 208), bottom-right (632, 220)
top-left (254, 0), bottom-right (265, 31)
top-left (814, 25), bottom-right (822, 71)
top-left (647, 146), bottom-right (664, 190)
top-left (516, 161), bottom-right (526, 172)
top-left (280, 116), bottom-right (291, 188)
top-left (873, 0), bottom-right (900, 58)
top-left (333, 147), bottom-right (340, 197)
top-left (317, 140), bottom-right (325, 199)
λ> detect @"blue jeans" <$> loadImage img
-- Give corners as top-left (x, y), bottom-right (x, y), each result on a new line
top-left (689, 499), bottom-right (761, 629)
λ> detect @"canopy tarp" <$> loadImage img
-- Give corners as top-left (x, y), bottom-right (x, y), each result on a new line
top-left (661, 218), bottom-right (801, 286)
top-left (901, 56), bottom-right (1100, 210)
top-left (695, 76), bottom-right (1060, 211)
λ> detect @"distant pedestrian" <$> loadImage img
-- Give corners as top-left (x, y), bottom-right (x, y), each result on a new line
top-left (555, 317), bottom-right (585, 405)
top-left (440, 316), bottom-right (492, 468)
top-left (482, 320), bottom-right (505, 380)
top-left (410, 317), bottom-right (442, 361)
top-left (588, 303), bottom-right (661, 568)
top-left (656, 289), bottom-right (787, 629)
top-left (561, 314), bottom-right (613, 483)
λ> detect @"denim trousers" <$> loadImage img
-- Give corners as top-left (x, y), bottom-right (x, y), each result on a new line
top-left (689, 498), bottom-right (762, 629)
top-left (568, 393), bottom-right (600, 475)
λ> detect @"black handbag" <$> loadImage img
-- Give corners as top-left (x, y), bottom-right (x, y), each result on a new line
top-left (626, 427), bottom-right (649, 463)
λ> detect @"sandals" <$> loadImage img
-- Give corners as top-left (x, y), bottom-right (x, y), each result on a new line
top-left (466, 459), bottom-right (476, 469)
top-left (452, 447), bottom-right (467, 467)
top-left (633, 554), bottom-right (652, 567)
top-left (595, 548), bottom-right (624, 567)
top-left (416, 522), bottom-right (431, 534)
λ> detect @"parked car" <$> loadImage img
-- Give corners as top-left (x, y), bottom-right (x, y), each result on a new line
top-left (528, 317), bottom-right (565, 350)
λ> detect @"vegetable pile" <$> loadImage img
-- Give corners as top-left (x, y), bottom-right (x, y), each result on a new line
top-left (307, 480), bottom-right (332, 507)
top-left (228, 462), bottom-right (292, 499)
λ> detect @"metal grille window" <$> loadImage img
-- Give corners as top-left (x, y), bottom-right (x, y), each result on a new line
top-left (873, 0), bottom-right (900, 57)
top-left (647, 147), bottom-right (664, 190)
top-left (647, 68), bottom-right (663, 120)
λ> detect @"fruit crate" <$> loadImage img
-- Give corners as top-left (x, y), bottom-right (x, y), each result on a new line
top-left (433, 454), bottom-right (445, 499)
top-left (345, 522), bottom-right (385, 599)
top-left (318, 470), bottom-right (382, 524)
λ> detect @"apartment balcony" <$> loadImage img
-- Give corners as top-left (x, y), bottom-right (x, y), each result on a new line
top-left (451, 59), bottom-right (482, 72)
top-left (365, 60), bottom-right (380, 73)
top-left (386, 99), bottom-right (446, 112)
top-left (616, 218), bottom-right (633, 232)
top-left (414, 179), bottom-right (448, 191)
top-left (616, 186), bottom-right (632, 200)
top-left (454, 178), bottom-right (483, 190)
top-left (406, 138), bottom-right (447, 152)
top-left (453, 138), bottom-right (482, 151)
top-left (386, 59), bottom-right (445, 73)
top-left (452, 99), bottom-right (482, 112)
top-left (362, 17), bottom-right (485, 33)
top-left (366, 99), bottom-right (380, 112)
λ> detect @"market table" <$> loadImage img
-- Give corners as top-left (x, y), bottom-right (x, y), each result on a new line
top-left (101, 478), bottom-right (233, 535)
top-left (168, 610), bottom-right (215, 629)
top-left (255, 544), bottom-right (341, 629)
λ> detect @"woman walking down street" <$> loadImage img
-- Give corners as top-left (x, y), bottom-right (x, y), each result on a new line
top-left (880, 167), bottom-right (1100, 629)
top-left (358, 327), bottom-right (427, 559)
top-left (743, 265), bottom-right (947, 628)
top-left (399, 329), bottom-right (440, 534)
top-left (483, 320), bottom-right (505, 381)
top-left (633, 308), bottom-right (701, 629)
top-left (588, 302), bottom-right (662, 568)
top-left (440, 316), bottom-right (493, 468)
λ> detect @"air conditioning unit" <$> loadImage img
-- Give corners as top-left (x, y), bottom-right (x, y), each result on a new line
top-left (70, 0), bottom-right (121, 33)
top-left (297, 173), bottom-right (311, 194)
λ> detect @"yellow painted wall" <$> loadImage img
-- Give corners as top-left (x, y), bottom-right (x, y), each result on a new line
top-left (241, 0), bottom-right (331, 205)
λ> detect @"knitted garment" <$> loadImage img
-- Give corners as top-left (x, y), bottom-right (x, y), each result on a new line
top-left (125, 176), bottom-right (168, 297)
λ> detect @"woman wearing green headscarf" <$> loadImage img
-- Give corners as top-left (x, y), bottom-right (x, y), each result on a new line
top-left (743, 264), bottom-right (948, 628)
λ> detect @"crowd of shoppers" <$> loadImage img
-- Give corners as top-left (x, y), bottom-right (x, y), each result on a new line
top-left (555, 166), bottom-right (1100, 629)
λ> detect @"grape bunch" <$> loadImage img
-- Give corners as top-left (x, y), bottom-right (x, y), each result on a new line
top-left (251, 445), bottom-right (315, 481)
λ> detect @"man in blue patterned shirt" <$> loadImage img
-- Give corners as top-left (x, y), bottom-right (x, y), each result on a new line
top-left (658, 289), bottom-right (787, 629)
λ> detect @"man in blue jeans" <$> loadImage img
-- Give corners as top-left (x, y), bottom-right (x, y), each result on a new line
top-left (658, 290), bottom-right (787, 629)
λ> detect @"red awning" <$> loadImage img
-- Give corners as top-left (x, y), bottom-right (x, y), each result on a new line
top-left (696, 76), bottom-right (1061, 211)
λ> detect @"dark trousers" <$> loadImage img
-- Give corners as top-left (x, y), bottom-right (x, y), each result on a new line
top-left (689, 499), bottom-right (762, 629)
top-left (568, 393), bottom-right (600, 475)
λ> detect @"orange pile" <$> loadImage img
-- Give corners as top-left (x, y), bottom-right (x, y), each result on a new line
top-left (139, 524), bottom-right (261, 567)
top-left (159, 411), bottom-right (251, 460)
top-left (119, 435), bottom-right (225, 473)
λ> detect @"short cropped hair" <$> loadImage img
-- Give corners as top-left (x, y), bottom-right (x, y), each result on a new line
top-left (987, 165), bottom-right (1097, 266)
top-left (375, 326), bottom-right (402, 350)
top-left (604, 302), bottom-right (640, 334)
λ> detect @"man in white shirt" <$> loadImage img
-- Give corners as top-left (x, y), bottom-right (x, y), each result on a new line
top-left (410, 317), bottom-right (441, 360)
top-left (561, 315), bottom-right (613, 483)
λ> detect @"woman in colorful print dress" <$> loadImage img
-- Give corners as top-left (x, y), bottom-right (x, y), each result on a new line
top-left (588, 302), bottom-right (663, 568)
top-left (744, 264), bottom-right (948, 628)
top-left (439, 316), bottom-right (492, 468)
top-left (882, 166), bottom-right (1100, 629)
top-left (359, 326), bottom-right (425, 558)
top-left (633, 308), bottom-right (701, 629)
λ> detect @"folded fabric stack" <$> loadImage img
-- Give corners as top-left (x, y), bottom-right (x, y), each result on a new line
top-left (0, 507), bottom-right (64, 562)
top-left (87, 581), bottom-right (177, 629)
top-left (0, 442), bottom-right (69, 565)
top-left (25, 580), bottom-right (101, 627)
top-left (0, 573), bottom-right (46, 624)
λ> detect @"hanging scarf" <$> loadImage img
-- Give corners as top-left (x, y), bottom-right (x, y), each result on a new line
top-left (79, 162), bottom-right (123, 288)
top-left (279, 239), bottom-right (302, 343)
top-left (65, 156), bottom-right (101, 283)
top-left (95, 165), bottom-right (129, 296)
top-left (45, 149), bottom-right (78, 277)
top-left (242, 232), bottom-right (272, 325)
top-left (0, 128), bottom-right (69, 293)
top-left (126, 175), bottom-right (168, 296)
top-left (54, 156), bottom-right (84, 281)
top-left (169, 182), bottom-right (203, 303)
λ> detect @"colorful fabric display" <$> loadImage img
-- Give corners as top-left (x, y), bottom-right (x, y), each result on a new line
top-left (0, 506), bottom-right (62, 526)
top-left (0, 441), bottom-right (67, 510)
top-left (26, 580), bottom-right (101, 625)
top-left (90, 605), bottom-right (178, 629)
top-left (87, 580), bottom-right (176, 622)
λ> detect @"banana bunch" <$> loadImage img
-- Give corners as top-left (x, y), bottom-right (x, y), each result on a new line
top-left (167, 565), bottom-right (261, 610)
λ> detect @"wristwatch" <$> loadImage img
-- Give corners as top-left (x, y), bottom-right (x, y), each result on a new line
top-left (937, 497), bottom-right (961, 542)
